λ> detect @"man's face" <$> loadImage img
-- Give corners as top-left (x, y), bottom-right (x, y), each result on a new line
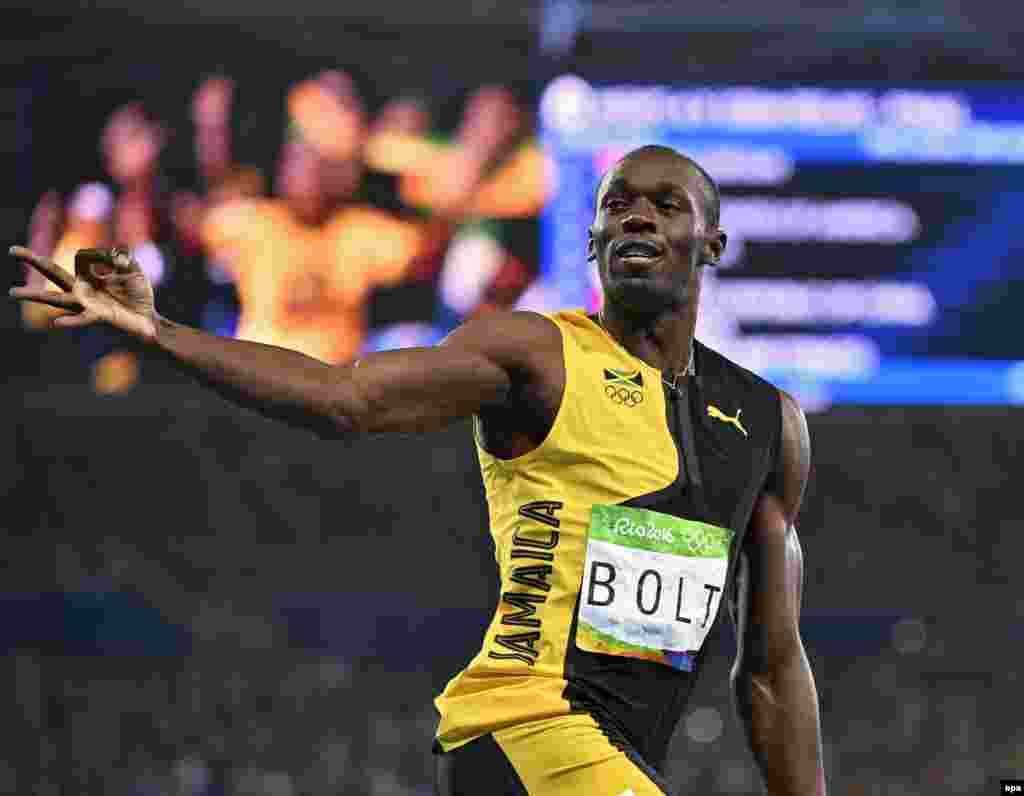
top-left (589, 152), bottom-right (722, 314)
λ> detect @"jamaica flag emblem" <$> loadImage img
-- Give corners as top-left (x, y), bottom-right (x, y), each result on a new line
top-left (604, 368), bottom-right (644, 407)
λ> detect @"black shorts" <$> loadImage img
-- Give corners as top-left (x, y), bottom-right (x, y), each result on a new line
top-left (434, 714), bottom-right (673, 795)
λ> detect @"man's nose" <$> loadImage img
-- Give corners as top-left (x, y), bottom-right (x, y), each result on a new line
top-left (622, 210), bottom-right (656, 233)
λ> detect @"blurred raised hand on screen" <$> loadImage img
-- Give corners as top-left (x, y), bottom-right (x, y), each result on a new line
top-left (444, 86), bottom-right (546, 218)
top-left (365, 85), bottom-right (546, 220)
top-left (28, 189), bottom-right (63, 256)
top-left (363, 96), bottom-right (441, 172)
top-left (192, 75), bottom-right (234, 128)
top-left (192, 76), bottom-right (236, 188)
top-left (371, 97), bottom-right (431, 139)
top-left (10, 246), bottom-right (157, 342)
top-left (21, 190), bottom-right (64, 328)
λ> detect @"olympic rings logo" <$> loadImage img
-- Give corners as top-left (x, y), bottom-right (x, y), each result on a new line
top-left (605, 384), bottom-right (643, 407)
top-left (679, 528), bottom-right (728, 557)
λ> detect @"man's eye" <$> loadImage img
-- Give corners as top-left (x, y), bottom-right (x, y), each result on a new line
top-left (659, 201), bottom-right (680, 211)
top-left (606, 198), bottom-right (627, 210)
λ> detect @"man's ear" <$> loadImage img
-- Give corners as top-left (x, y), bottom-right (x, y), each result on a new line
top-left (704, 229), bottom-right (727, 266)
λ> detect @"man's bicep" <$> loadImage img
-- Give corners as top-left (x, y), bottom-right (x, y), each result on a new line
top-left (736, 497), bottom-right (804, 673)
top-left (768, 390), bottom-right (811, 522)
top-left (735, 391), bottom-right (812, 673)
top-left (334, 311), bottom-right (549, 434)
top-left (336, 345), bottom-right (509, 434)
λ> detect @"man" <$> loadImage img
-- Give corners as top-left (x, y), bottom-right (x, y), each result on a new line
top-left (10, 144), bottom-right (825, 795)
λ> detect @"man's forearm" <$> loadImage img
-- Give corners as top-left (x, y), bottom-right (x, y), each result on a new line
top-left (152, 315), bottom-right (353, 437)
top-left (733, 648), bottom-right (825, 796)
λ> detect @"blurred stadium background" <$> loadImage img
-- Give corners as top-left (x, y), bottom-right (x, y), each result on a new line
top-left (3, 1), bottom-right (1021, 793)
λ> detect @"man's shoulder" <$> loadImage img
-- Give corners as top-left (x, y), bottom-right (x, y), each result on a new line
top-left (695, 340), bottom-right (794, 465)
top-left (443, 309), bottom-right (570, 407)
top-left (700, 341), bottom-right (811, 508)
top-left (442, 309), bottom-right (568, 361)
top-left (695, 339), bottom-right (781, 403)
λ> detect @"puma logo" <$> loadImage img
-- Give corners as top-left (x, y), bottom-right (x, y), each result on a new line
top-left (707, 404), bottom-right (748, 437)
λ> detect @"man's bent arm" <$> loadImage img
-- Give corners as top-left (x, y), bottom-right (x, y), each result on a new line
top-left (151, 312), bottom-right (532, 438)
top-left (153, 316), bottom-right (344, 436)
top-left (10, 245), bottom-right (530, 439)
top-left (731, 393), bottom-right (825, 795)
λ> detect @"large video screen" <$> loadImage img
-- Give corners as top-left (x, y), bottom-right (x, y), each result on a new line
top-left (15, 72), bottom-right (544, 391)
top-left (534, 78), bottom-right (1024, 407)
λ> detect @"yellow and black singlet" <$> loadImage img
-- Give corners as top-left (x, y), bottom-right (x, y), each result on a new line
top-left (435, 308), bottom-right (782, 770)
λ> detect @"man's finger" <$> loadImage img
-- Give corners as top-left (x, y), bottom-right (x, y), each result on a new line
top-left (75, 247), bottom-right (135, 279)
top-left (9, 246), bottom-right (76, 292)
top-left (8, 287), bottom-right (83, 310)
top-left (53, 310), bottom-right (98, 329)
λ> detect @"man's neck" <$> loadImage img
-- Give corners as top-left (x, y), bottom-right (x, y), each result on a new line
top-left (598, 303), bottom-right (697, 378)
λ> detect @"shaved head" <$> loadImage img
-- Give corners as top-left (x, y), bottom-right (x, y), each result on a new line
top-left (589, 143), bottom-right (728, 317)
top-left (595, 145), bottom-right (720, 228)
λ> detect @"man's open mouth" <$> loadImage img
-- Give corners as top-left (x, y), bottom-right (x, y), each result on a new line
top-left (613, 239), bottom-right (664, 265)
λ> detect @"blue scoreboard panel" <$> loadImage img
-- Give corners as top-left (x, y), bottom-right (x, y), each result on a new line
top-left (535, 78), bottom-right (1024, 407)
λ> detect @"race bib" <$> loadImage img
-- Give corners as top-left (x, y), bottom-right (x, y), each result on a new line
top-left (576, 504), bottom-right (734, 672)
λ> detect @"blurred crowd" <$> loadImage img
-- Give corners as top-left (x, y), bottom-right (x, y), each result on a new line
top-left (20, 71), bottom-right (546, 389)
top-left (3, 626), bottom-right (997, 796)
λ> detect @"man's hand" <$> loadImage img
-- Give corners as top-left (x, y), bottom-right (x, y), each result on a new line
top-left (9, 246), bottom-right (158, 342)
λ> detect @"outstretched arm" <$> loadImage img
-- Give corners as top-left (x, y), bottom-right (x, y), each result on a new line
top-left (731, 392), bottom-right (825, 795)
top-left (9, 246), bottom-right (546, 438)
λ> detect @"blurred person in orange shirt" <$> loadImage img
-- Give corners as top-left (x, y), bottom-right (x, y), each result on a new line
top-left (200, 71), bottom-right (445, 364)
